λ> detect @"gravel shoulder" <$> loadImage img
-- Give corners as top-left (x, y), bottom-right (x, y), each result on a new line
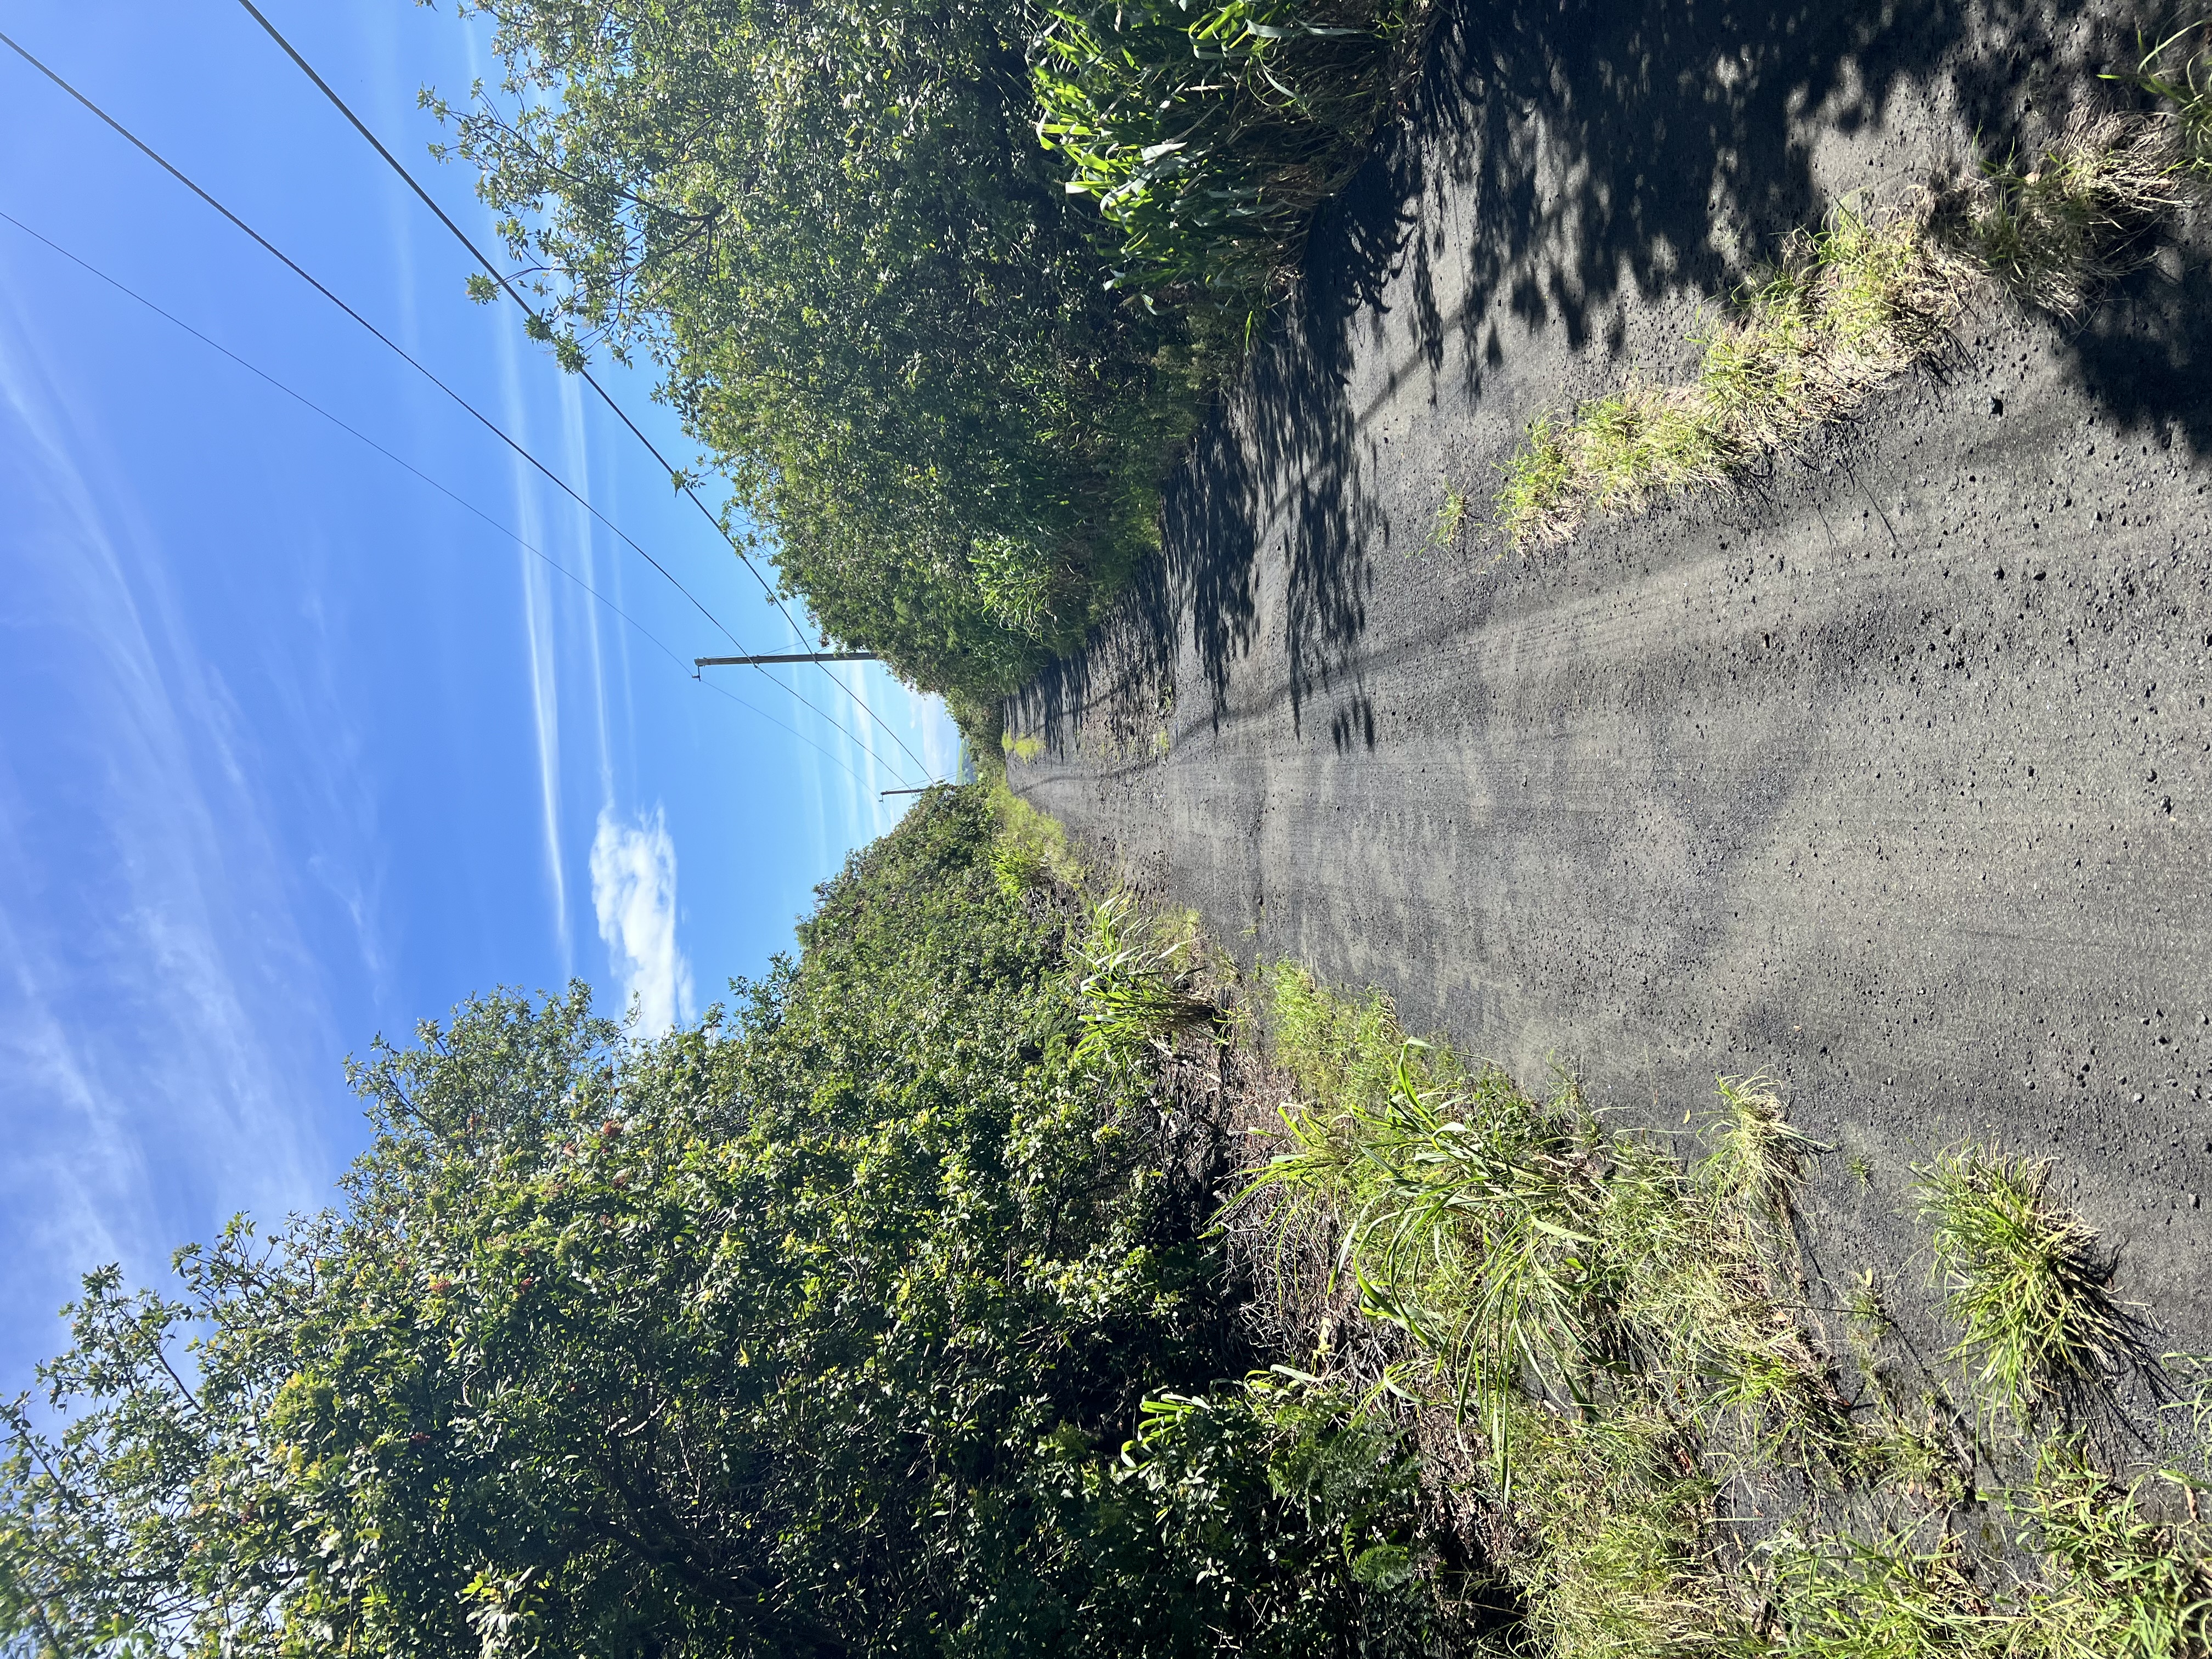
top-left (1007, 0), bottom-right (2212, 1363)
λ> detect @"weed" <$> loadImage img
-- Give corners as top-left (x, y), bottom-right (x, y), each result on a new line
top-left (1428, 484), bottom-right (1467, 551)
top-left (1948, 116), bottom-right (2188, 319)
top-left (2009, 1440), bottom-right (2212, 1657)
top-left (1498, 1401), bottom-right (1759, 1659)
top-left (1494, 413), bottom-right (1578, 547)
top-left (1068, 890), bottom-right (1217, 1062)
top-left (1768, 1530), bottom-right (2000, 1658)
top-left (1852, 1407), bottom-right (1968, 1506)
top-left (1845, 1271), bottom-right (1892, 1342)
top-left (1698, 1073), bottom-right (1824, 1228)
top-left (1262, 962), bottom-right (1455, 1114)
top-left (1495, 203), bottom-right (1959, 548)
top-left (1001, 731), bottom-right (1046, 764)
top-left (1495, 54), bottom-right (2211, 550)
top-left (2121, 24), bottom-right (2212, 174)
top-left (984, 775), bottom-right (1086, 897)
top-left (1914, 1146), bottom-right (2132, 1426)
top-left (2162, 1352), bottom-right (2212, 1469)
top-left (1231, 960), bottom-right (2210, 1659)
top-left (1846, 1150), bottom-right (1876, 1187)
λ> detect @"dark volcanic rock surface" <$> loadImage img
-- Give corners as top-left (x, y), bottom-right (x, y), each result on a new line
top-left (1007, 0), bottom-right (2212, 1364)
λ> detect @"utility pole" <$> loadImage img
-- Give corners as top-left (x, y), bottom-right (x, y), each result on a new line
top-left (880, 785), bottom-right (941, 797)
top-left (694, 652), bottom-right (879, 671)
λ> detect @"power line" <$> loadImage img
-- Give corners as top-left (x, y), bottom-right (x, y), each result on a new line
top-left (0, 205), bottom-right (873, 789)
top-left (229, 0), bottom-right (935, 782)
top-left (0, 25), bottom-right (918, 788)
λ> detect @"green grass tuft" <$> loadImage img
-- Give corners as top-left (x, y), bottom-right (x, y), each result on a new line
top-left (1914, 1146), bottom-right (2132, 1426)
top-left (1698, 1072), bottom-right (1825, 1228)
top-left (2126, 23), bottom-right (2212, 173)
top-left (1950, 116), bottom-right (2190, 319)
top-left (1496, 204), bottom-right (1954, 548)
top-left (1496, 53), bottom-right (2211, 550)
top-left (984, 771), bottom-right (1086, 898)
top-left (1068, 890), bottom-right (1217, 1062)
top-left (1426, 482), bottom-right (1468, 552)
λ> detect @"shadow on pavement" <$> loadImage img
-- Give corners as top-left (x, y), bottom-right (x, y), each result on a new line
top-left (1013, 0), bottom-right (2208, 754)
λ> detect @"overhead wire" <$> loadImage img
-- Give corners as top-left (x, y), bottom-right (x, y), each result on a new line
top-left (229, 0), bottom-right (935, 781)
top-left (0, 25), bottom-right (921, 787)
top-left (0, 205), bottom-right (872, 788)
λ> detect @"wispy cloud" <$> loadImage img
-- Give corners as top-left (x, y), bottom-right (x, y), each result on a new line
top-left (490, 309), bottom-right (572, 973)
top-left (590, 806), bottom-right (694, 1036)
top-left (0, 295), bottom-right (340, 1377)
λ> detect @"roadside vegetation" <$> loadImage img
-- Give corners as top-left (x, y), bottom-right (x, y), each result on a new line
top-left (430, 0), bottom-right (1423, 715)
top-left (1495, 27), bottom-right (2212, 549)
top-left (6, 792), bottom-right (2207, 1655)
top-left (1239, 966), bottom-right (2211, 1659)
top-left (0, 789), bottom-right (1468, 1658)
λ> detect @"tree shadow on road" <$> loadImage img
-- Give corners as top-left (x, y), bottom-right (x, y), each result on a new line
top-left (1014, 0), bottom-right (2205, 755)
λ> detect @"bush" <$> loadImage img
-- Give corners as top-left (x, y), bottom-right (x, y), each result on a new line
top-left (0, 791), bottom-right (1460, 1658)
top-left (433, 0), bottom-right (1411, 702)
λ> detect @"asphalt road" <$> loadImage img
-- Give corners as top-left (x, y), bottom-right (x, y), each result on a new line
top-left (1007, 0), bottom-right (2212, 1359)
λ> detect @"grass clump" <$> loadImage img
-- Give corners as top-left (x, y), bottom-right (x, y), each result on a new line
top-left (1771, 1443), bottom-right (2212, 1658)
top-left (984, 766), bottom-right (1086, 896)
top-left (1699, 1073), bottom-right (1825, 1228)
top-left (1033, 0), bottom-right (1429, 301)
top-left (1428, 483), bottom-right (1468, 551)
top-left (1914, 1146), bottom-right (2134, 1426)
top-left (1497, 37), bottom-right (2211, 550)
top-left (1950, 116), bottom-right (2190, 319)
top-left (2126, 24), bottom-right (2212, 173)
top-left (1068, 889), bottom-right (1219, 1062)
top-left (1497, 204), bottom-right (1960, 547)
top-left (1264, 961), bottom-right (1451, 1111)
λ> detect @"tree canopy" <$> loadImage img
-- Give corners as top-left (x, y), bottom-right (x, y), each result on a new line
top-left (427, 0), bottom-right (1413, 705)
top-left (1, 790), bottom-right (1455, 1657)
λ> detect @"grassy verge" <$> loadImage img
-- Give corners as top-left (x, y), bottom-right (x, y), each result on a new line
top-left (1234, 965), bottom-right (2212, 1658)
top-left (1494, 33), bottom-right (2209, 551)
top-left (970, 793), bottom-right (2212, 1655)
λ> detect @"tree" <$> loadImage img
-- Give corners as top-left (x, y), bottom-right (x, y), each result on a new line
top-left (2, 791), bottom-right (1454, 1658)
top-left (430, 0), bottom-right (1223, 698)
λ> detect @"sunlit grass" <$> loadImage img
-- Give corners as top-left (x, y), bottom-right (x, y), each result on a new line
top-left (1914, 1146), bottom-right (2133, 1426)
top-left (984, 770), bottom-right (1084, 897)
top-left (1496, 54), bottom-right (2208, 550)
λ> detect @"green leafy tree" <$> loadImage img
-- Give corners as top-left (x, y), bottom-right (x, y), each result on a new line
top-left (2, 791), bottom-right (1459, 1657)
top-left (430, 0), bottom-right (1225, 697)
top-left (425, 0), bottom-right (1410, 706)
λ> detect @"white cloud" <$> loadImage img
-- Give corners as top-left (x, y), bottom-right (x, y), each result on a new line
top-left (590, 806), bottom-right (695, 1036)
top-left (0, 290), bottom-right (342, 1376)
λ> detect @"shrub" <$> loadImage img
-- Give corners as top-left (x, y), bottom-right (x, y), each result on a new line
top-left (435, 0), bottom-right (1417, 704)
top-left (0, 791), bottom-right (1462, 1658)
top-left (1032, 0), bottom-right (1424, 302)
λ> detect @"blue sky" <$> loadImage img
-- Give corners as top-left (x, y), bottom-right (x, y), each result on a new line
top-left (0, 2), bottom-right (957, 1390)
